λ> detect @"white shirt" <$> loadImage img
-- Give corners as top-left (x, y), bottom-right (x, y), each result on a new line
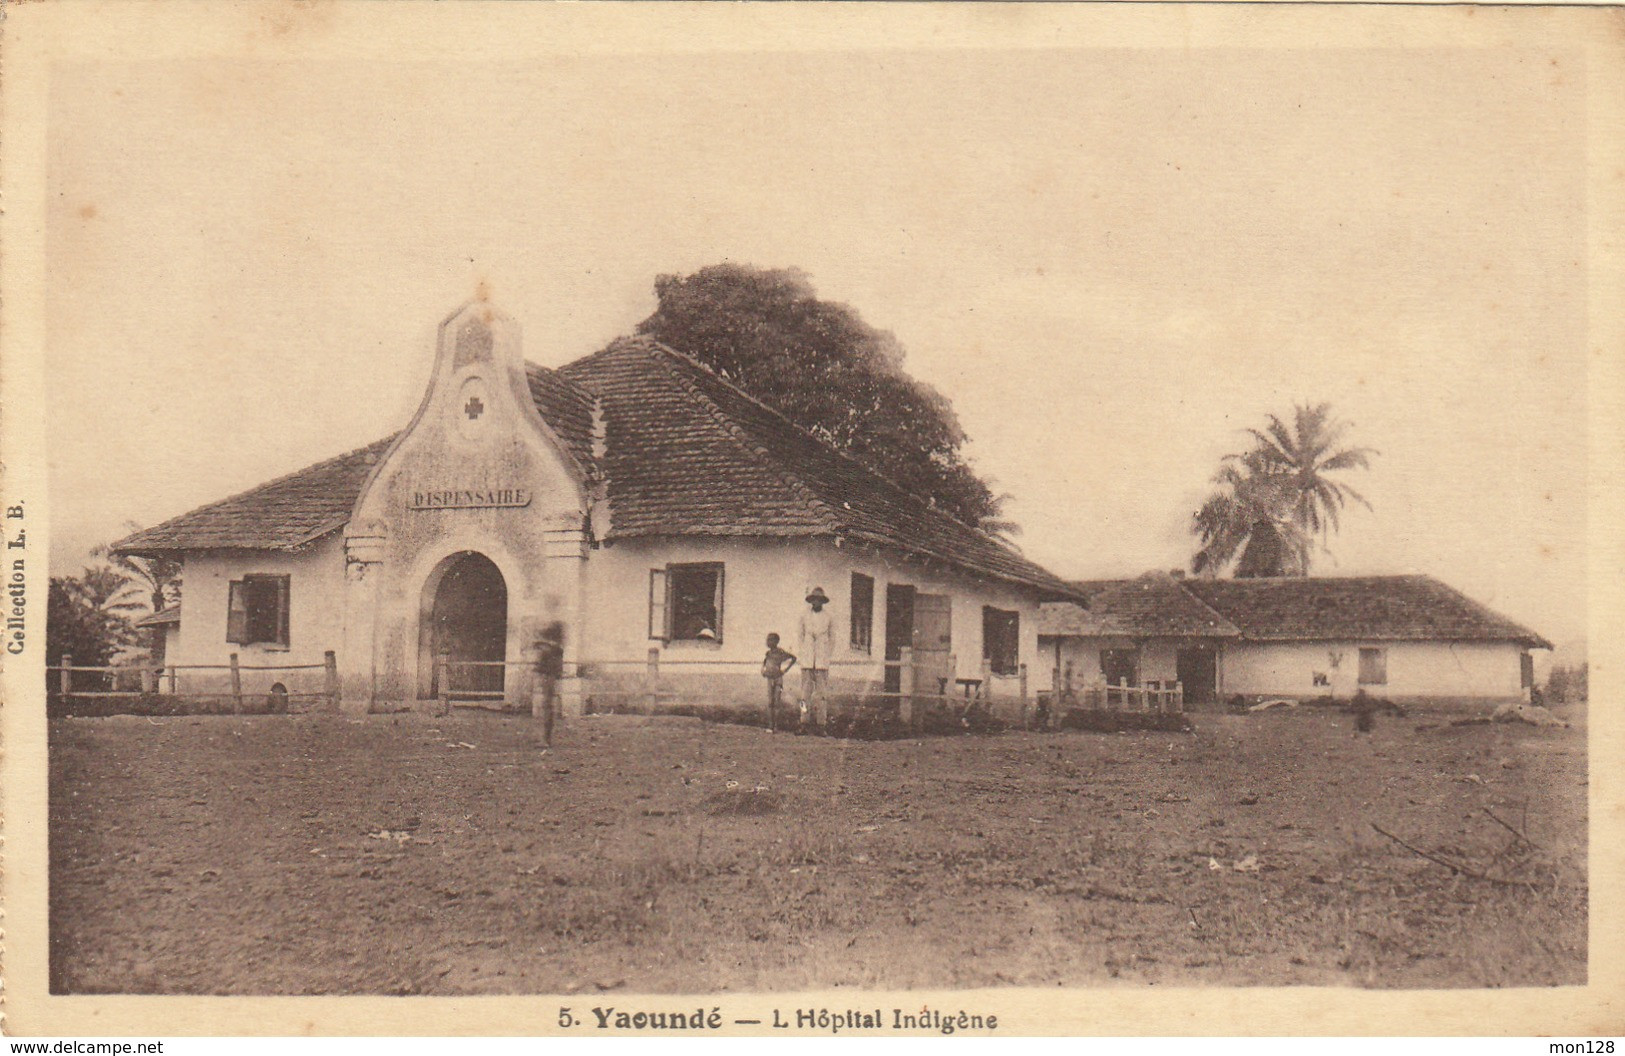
top-left (798, 606), bottom-right (837, 670)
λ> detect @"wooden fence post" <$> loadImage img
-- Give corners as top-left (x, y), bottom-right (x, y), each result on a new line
top-left (645, 647), bottom-right (660, 712)
top-left (228, 653), bottom-right (243, 713)
top-left (1019, 663), bottom-right (1029, 728)
top-left (898, 647), bottom-right (915, 732)
top-left (324, 650), bottom-right (339, 711)
top-left (437, 651), bottom-right (451, 716)
top-left (60, 654), bottom-right (73, 696)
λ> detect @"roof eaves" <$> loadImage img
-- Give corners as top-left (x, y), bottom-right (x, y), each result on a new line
top-left (1414, 575), bottom-right (1554, 649)
top-left (111, 436), bottom-right (395, 556)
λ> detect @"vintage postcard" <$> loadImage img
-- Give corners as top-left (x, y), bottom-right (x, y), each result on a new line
top-left (2, 0), bottom-right (1621, 1038)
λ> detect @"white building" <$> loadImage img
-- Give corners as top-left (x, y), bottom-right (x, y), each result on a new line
top-left (116, 301), bottom-right (1081, 715)
top-left (1038, 571), bottom-right (1551, 707)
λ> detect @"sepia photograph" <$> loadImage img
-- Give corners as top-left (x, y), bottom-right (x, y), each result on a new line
top-left (2, 0), bottom-right (1621, 1038)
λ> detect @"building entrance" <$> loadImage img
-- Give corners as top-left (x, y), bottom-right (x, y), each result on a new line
top-left (422, 551), bottom-right (507, 699)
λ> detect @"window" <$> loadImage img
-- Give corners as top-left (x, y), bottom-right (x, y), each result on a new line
top-left (1358, 647), bottom-right (1387, 685)
top-left (648, 563), bottom-right (724, 643)
top-left (227, 574), bottom-right (290, 647)
top-left (849, 572), bottom-right (874, 652)
top-left (1520, 651), bottom-right (1535, 689)
top-left (982, 606), bottom-right (1020, 676)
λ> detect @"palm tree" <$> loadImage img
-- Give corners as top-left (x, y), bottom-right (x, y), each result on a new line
top-left (1244, 403), bottom-right (1377, 544)
top-left (94, 526), bottom-right (182, 614)
top-left (977, 485), bottom-right (1024, 552)
top-left (1191, 403), bottom-right (1375, 578)
top-left (1191, 454), bottom-right (1308, 577)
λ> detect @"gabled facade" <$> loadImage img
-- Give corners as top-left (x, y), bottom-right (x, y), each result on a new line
top-left (116, 301), bottom-right (1081, 713)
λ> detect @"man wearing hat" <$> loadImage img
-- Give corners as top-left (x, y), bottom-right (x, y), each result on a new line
top-left (798, 586), bottom-right (836, 731)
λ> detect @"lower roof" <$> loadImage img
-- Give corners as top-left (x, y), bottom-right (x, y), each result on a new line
top-left (1040, 573), bottom-right (1550, 649)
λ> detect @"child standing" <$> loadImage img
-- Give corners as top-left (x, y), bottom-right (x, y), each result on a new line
top-left (761, 633), bottom-right (797, 732)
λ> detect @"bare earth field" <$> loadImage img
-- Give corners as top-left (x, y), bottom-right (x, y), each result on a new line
top-left (49, 704), bottom-right (1586, 994)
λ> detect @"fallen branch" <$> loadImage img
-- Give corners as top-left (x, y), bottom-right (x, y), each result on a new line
top-left (1369, 823), bottom-right (1528, 888)
top-left (1482, 806), bottom-right (1539, 849)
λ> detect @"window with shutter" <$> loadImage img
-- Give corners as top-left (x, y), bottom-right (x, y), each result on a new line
top-left (850, 573), bottom-right (874, 652)
top-left (648, 568), bottom-right (668, 641)
top-left (226, 581), bottom-right (249, 643)
top-left (228, 574), bottom-right (291, 647)
top-left (667, 563), bottom-right (724, 643)
top-left (981, 606), bottom-right (1020, 675)
top-left (1358, 647), bottom-right (1387, 685)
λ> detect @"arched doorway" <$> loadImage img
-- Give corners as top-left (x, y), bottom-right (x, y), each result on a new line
top-left (422, 551), bottom-right (507, 700)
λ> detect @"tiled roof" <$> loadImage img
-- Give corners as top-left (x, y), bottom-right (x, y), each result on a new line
top-left (561, 339), bottom-right (1078, 596)
top-left (1041, 574), bottom-right (1547, 647)
top-left (136, 607), bottom-right (181, 627)
top-left (116, 437), bottom-right (397, 553)
top-left (524, 363), bottom-right (598, 471)
top-left (1038, 574), bottom-right (1240, 638)
top-left (117, 340), bottom-right (1077, 598)
top-left (1181, 575), bottom-right (1552, 648)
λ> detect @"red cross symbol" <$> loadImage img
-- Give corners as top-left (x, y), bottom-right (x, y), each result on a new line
top-left (464, 396), bottom-right (485, 420)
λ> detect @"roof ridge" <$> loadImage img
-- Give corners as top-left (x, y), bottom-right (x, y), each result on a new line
top-left (632, 345), bottom-right (843, 535)
top-left (115, 436), bottom-right (396, 553)
top-left (639, 339), bottom-right (1034, 556)
top-left (1168, 580), bottom-right (1245, 634)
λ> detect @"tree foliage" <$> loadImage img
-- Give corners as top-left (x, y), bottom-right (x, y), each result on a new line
top-left (1545, 662), bottom-right (1588, 704)
top-left (47, 565), bottom-right (146, 685)
top-left (637, 264), bottom-right (1005, 530)
top-left (95, 528), bottom-right (182, 614)
top-left (1192, 403), bottom-right (1376, 578)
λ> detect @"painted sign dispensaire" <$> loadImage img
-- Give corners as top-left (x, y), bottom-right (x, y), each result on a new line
top-left (409, 488), bottom-right (532, 510)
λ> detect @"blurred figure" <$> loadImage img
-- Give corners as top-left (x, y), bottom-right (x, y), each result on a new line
top-left (534, 621), bottom-right (565, 746)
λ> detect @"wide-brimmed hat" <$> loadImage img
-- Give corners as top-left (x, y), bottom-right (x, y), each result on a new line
top-left (805, 586), bottom-right (830, 604)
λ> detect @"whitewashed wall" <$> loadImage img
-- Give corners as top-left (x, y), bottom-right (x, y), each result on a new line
top-left (582, 536), bottom-right (1049, 709)
top-left (803, 542), bottom-right (1046, 699)
top-left (167, 535), bottom-right (345, 696)
top-left (1221, 640), bottom-right (1525, 702)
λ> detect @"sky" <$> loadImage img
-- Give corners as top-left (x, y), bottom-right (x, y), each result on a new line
top-left (44, 41), bottom-right (1590, 651)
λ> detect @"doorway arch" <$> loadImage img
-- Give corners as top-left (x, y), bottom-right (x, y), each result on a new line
top-left (419, 550), bottom-right (508, 700)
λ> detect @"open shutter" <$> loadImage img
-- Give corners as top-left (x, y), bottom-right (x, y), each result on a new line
top-left (274, 575), bottom-right (291, 647)
top-left (648, 567), bottom-right (668, 641)
top-left (226, 581), bottom-right (248, 643)
top-left (711, 565), bottom-right (725, 644)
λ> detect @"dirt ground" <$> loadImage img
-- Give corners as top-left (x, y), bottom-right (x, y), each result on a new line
top-left (49, 702), bottom-right (1586, 994)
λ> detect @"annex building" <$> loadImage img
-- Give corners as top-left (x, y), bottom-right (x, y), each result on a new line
top-left (1038, 572), bottom-right (1551, 707)
top-left (117, 301), bottom-right (1082, 714)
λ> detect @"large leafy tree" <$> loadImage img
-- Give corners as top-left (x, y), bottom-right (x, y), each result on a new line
top-left (637, 264), bottom-right (1004, 530)
top-left (1192, 403), bottom-right (1376, 578)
